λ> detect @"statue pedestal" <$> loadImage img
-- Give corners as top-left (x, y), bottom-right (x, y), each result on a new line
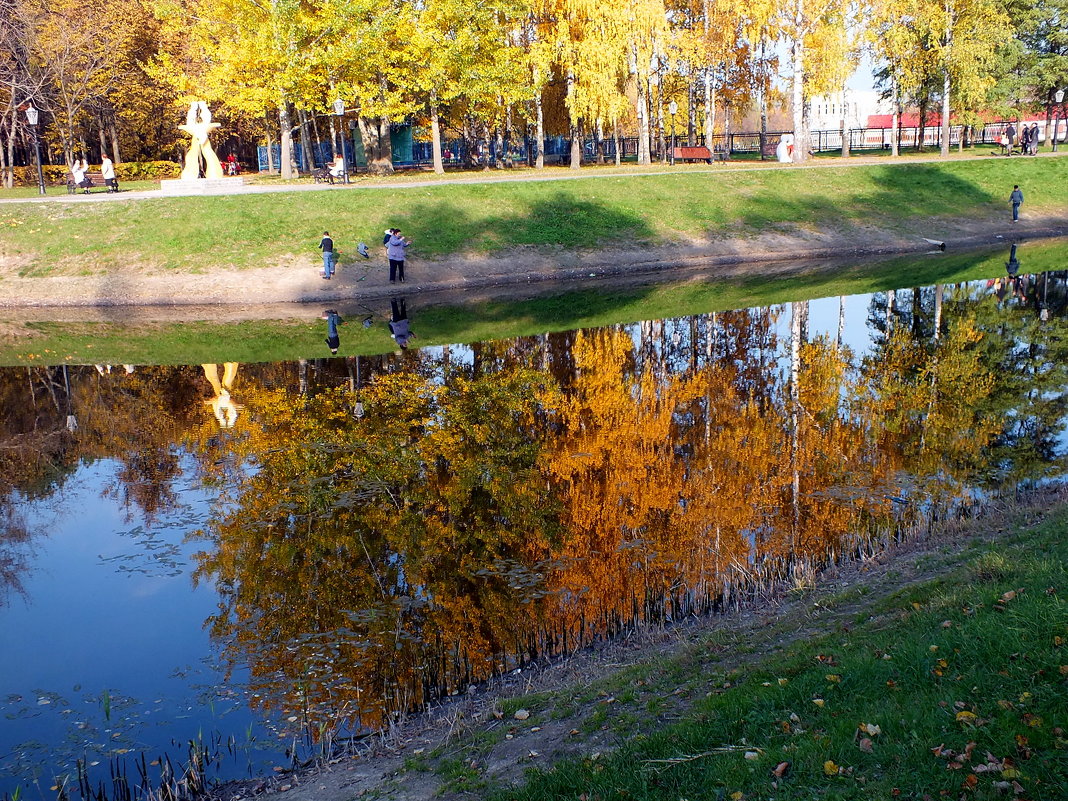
top-left (160, 177), bottom-right (245, 196)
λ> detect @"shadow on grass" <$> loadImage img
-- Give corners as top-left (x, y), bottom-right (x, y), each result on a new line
top-left (386, 191), bottom-right (657, 256)
top-left (729, 162), bottom-right (1001, 232)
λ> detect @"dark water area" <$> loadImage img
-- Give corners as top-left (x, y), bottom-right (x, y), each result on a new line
top-left (2, 265), bottom-right (1067, 800)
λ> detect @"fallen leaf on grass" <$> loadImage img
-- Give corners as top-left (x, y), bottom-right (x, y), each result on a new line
top-left (823, 760), bottom-right (839, 776)
top-left (858, 738), bottom-right (874, 753)
top-left (772, 761), bottom-right (790, 778)
top-left (812, 698), bottom-right (825, 708)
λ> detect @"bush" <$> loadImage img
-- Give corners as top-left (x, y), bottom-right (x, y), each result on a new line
top-left (115, 161), bottom-right (181, 180)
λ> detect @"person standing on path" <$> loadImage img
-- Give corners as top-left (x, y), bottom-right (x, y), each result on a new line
top-left (321, 309), bottom-right (344, 354)
top-left (318, 231), bottom-right (336, 279)
top-left (1009, 185), bottom-right (1024, 222)
top-left (1006, 123), bottom-right (1017, 155)
top-left (101, 154), bottom-right (118, 193)
top-left (386, 229), bottom-right (411, 283)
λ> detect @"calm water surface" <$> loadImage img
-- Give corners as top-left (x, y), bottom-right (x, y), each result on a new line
top-left (2, 267), bottom-right (1066, 798)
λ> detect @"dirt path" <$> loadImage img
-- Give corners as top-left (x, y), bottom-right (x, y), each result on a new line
top-left (203, 494), bottom-right (1063, 801)
top-left (1, 214), bottom-right (1065, 313)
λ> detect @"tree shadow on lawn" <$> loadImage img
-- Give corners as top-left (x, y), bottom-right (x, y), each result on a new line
top-left (729, 163), bottom-right (1001, 232)
top-left (385, 192), bottom-right (657, 256)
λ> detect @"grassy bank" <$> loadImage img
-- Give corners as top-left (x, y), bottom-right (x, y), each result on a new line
top-left (1, 157), bottom-right (1066, 278)
top-left (441, 496), bottom-right (1068, 801)
top-left (4, 237), bottom-right (1064, 367)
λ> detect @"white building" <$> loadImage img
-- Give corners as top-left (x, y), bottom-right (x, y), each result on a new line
top-left (808, 90), bottom-right (890, 131)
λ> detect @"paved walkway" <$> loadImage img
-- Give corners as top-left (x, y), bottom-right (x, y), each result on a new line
top-left (2, 150), bottom-right (1059, 204)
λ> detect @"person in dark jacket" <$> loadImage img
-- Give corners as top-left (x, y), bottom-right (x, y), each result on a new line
top-left (1009, 185), bottom-right (1024, 222)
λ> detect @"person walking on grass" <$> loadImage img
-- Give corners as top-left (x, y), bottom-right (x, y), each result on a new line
top-left (1009, 185), bottom-right (1024, 222)
top-left (386, 228), bottom-right (411, 283)
top-left (318, 231), bottom-right (336, 279)
top-left (321, 309), bottom-right (344, 354)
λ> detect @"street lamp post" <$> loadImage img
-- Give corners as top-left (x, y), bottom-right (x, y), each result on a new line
top-left (24, 104), bottom-right (46, 195)
top-left (668, 100), bottom-right (678, 166)
top-left (333, 98), bottom-right (348, 183)
top-left (1054, 89), bottom-right (1065, 153)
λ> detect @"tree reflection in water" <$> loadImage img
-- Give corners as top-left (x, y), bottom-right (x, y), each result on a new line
top-left (0, 270), bottom-right (1066, 741)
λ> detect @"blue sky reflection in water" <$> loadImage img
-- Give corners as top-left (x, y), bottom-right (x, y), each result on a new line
top-left (1, 459), bottom-right (273, 794)
top-left (1, 267), bottom-right (1066, 799)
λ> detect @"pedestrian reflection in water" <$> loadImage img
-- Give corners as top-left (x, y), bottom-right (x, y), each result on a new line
top-left (202, 362), bottom-right (243, 428)
top-left (388, 297), bottom-right (414, 350)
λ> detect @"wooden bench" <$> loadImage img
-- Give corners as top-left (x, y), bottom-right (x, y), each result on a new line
top-left (67, 171), bottom-right (119, 194)
top-left (712, 145), bottom-right (731, 162)
top-left (672, 145), bottom-right (713, 163)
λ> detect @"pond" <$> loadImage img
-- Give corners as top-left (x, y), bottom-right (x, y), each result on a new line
top-left (2, 252), bottom-right (1067, 800)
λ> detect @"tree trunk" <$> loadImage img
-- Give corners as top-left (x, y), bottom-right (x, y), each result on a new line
top-left (940, 68), bottom-right (951, 158)
top-left (704, 70), bottom-right (716, 149)
top-left (535, 90), bottom-right (545, 169)
top-left (109, 117), bottom-right (121, 163)
top-left (279, 104), bottom-right (294, 179)
top-left (430, 95), bottom-right (444, 174)
top-left (917, 95), bottom-right (928, 152)
top-left (791, 0), bottom-right (807, 163)
top-left (569, 122), bottom-right (582, 169)
top-left (358, 115), bottom-right (394, 175)
top-left (655, 81), bottom-right (667, 163)
top-left (636, 56), bottom-right (650, 165)
top-left (297, 107), bottom-right (313, 171)
top-left (495, 119), bottom-right (504, 168)
top-left (483, 122), bottom-right (492, 171)
top-left (595, 118), bottom-right (605, 164)
top-left (841, 117), bottom-right (850, 158)
top-left (613, 118), bottom-right (621, 165)
top-left (891, 76), bottom-right (900, 157)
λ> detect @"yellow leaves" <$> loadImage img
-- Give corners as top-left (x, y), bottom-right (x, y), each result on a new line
top-left (825, 674), bottom-right (841, 684)
top-left (858, 722), bottom-right (881, 737)
top-left (812, 698), bottom-right (825, 708)
top-left (955, 710), bottom-right (978, 725)
top-left (823, 759), bottom-right (839, 776)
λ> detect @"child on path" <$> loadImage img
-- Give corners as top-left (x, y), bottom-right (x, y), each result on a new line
top-left (318, 231), bottom-right (336, 278)
top-left (386, 229), bottom-right (411, 283)
top-left (1009, 185), bottom-right (1024, 222)
top-left (321, 309), bottom-right (344, 354)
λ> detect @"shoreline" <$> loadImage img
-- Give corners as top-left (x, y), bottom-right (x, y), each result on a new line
top-left (1, 216), bottom-right (1065, 312)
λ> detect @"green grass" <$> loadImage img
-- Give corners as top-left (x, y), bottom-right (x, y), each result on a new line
top-left (491, 504), bottom-right (1068, 801)
top-left (1, 156), bottom-right (1066, 278)
top-left (0, 180), bottom-right (161, 198)
top-left (3, 235), bottom-right (1065, 367)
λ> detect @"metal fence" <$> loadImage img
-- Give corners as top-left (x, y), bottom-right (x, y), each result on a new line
top-left (252, 118), bottom-right (1065, 172)
top-left (401, 120), bottom-right (1063, 167)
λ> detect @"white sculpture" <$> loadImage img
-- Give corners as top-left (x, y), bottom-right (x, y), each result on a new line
top-left (179, 101), bottom-right (224, 180)
top-left (776, 133), bottom-right (794, 163)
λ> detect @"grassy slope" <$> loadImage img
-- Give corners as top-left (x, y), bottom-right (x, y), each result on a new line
top-left (1, 158), bottom-right (1066, 278)
top-left (3, 236), bottom-right (1065, 367)
top-left (468, 499), bottom-right (1068, 801)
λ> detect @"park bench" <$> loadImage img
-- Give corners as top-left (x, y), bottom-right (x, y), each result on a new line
top-left (67, 172), bottom-right (102, 194)
top-left (760, 140), bottom-right (778, 159)
top-left (712, 144), bottom-right (730, 162)
top-left (672, 145), bottom-right (713, 163)
top-left (66, 171), bottom-right (119, 194)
